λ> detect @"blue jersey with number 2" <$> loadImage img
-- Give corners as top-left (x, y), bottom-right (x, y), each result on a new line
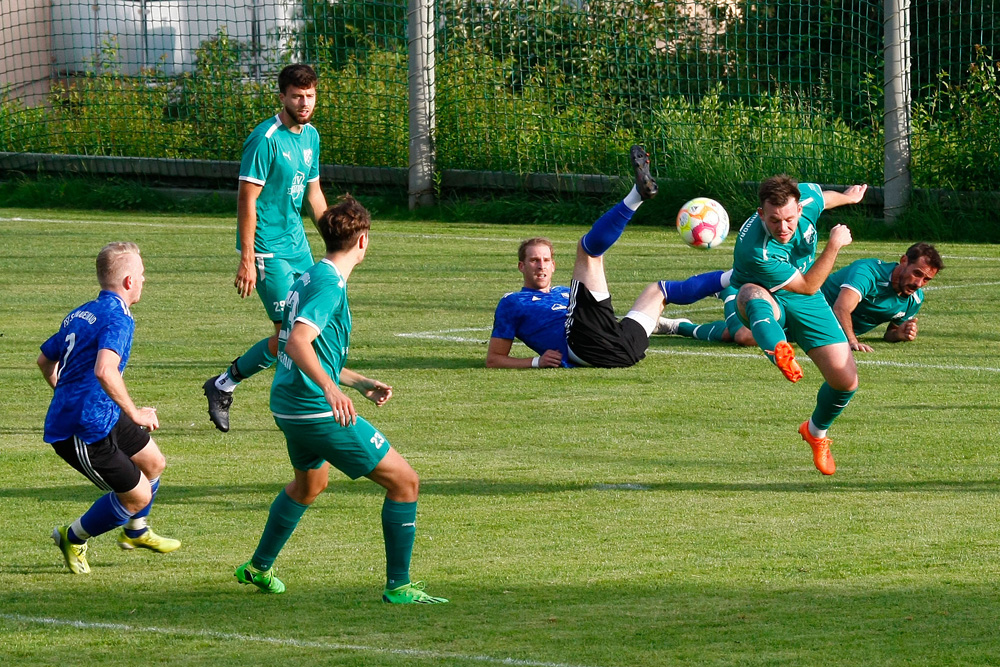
top-left (40, 291), bottom-right (135, 444)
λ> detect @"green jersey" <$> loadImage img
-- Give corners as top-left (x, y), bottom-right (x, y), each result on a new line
top-left (731, 183), bottom-right (826, 291)
top-left (821, 258), bottom-right (924, 334)
top-left (270, 259), bottom-right (351, 418)
top-left (237, 114), bottom-right (321, 258)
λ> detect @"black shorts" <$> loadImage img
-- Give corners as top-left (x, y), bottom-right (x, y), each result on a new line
top-left (50, 412), bottom-right (150, 493)
top-left (564, 279), bottom-right (649, 368)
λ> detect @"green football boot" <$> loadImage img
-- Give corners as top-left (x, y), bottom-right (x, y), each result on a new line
top-left (117, 528), bottom-right (181, 553)
top-left (381, 581), bottom-right (449, 604)
top-left (52, 525), bottom-right (90, 574)
top-left (234, 560), bottom-right (285, 594)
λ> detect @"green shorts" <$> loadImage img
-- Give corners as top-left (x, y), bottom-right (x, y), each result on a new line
top-left (274, 415), bottom-right (390, 479)
top-left (737, 290), bottom-right (847, 352)
top-left (256, 252), bottom-right (314, 322)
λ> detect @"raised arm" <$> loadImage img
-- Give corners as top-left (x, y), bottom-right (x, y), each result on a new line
top-left (780, 224), bottom-right (854, 295)
top-left (823, 184), bottom-right (868, 210)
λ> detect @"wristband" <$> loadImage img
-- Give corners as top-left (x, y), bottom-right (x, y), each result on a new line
top-left (531, 356), bottom-right (540, 368)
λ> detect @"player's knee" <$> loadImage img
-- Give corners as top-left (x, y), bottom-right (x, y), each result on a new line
top-left (392, 468), bottom-right (420, 503)
top-left (120, 484), bottom-right (152, 514)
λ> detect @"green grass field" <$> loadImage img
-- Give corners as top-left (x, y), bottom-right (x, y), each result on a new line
top-left (1, 207), bottom-right (999, 666)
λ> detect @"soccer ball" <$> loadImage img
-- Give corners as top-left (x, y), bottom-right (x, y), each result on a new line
top-left (676, 197), bottom-right (730, 249)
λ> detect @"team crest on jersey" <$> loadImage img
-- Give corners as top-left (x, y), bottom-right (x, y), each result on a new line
top-left (803, 224), bottom-right (816, 244)
top-left (303, 149), bottom-right (313, 166)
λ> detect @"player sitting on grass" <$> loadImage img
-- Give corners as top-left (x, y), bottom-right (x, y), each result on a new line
top-left (487, 145), bottom-right (732, 369)
top-left (40, 242), bottom-right (180, 574)
top-left (730, 175), bottom-right (868, 475)
top-left (234, 196), bottom-right (447, 604)
top-left (666, 242), bottom-right (943, 353)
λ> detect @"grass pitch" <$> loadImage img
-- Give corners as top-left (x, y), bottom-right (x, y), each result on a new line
top-left (1, 208), bottom-right (999, 666)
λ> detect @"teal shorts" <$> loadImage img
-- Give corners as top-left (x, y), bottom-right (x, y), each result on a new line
top-left (256, 252), bottom-right (314, 322)
top-left (274, 415), bottom-right (391, 479)
top-left (737, 289), bottom-right (847, 352)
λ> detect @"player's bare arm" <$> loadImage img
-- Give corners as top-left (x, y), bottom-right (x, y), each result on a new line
top-left (340, 367), bottom-right (393, 407)
top-left (284, 321), bottom-right (356, 426)
top-left (823, 184), bottom-right (868, 209)
top-left (783, 224), bottom-right (854, 295)
top-left (833, 288), bottom-right (874, 352)
top-left (94, 348), bottom-right (159, 431)
top-left (37, 353), bottom-right (59, 389)
top-left (304, 180), bottom-right (328, 230)
top-left (486, 337), bottom-right (562, 368)
top-left (235, 180), bottom-right (265, 298)
top-left (884, 318), bottom-right (919, 343)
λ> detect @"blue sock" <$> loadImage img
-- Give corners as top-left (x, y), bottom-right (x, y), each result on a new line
top-left (124, 477), bottom-right (159, 538)
top-left (79, 492), bottom-right (133, 539)
top-left (659, 270), bottom-right (725, 305)
top-left (580, 201), bottom-right (634, 257)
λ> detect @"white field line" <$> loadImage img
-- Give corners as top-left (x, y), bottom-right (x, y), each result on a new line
top-left (4, 216), bottom-right (1000, 263)
top-left (0, 613), bottom-right (602, 667)
top-left (399, 328), bottom-right (1000, 374)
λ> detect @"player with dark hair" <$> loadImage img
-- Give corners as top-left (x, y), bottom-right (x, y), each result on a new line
top-left (731, 175), bottom-right (868, 475)
top-left (203, 63), bottom-right (328, 433)
top-left (488, 145), bottom-right (732, 369)
top-left (234, 196), bottom-right (448, 604)
top-left (40, 242), bottom-right (179, 574)
top-left (667, 242), bottom-right (943, 351)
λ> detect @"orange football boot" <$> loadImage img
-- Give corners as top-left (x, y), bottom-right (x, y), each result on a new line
top-left (799, 421), bottom-right (836, 475)
top-left (771, 341), bottom-right (803, 383)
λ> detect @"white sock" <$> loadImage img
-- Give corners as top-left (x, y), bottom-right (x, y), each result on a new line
top-left (215, 373), bottom-right (239, 392)
top-left (808, 418), bottom-right (828, 439)
top-left (623, 186), bottom-right (643, 211)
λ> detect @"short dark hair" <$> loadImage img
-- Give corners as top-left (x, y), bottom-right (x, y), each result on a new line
top-left (518, 237), bottom-right (553, 263)
top-left (317, 195), bottom-right (371, 253)
top-left (904, 242), bottom-right (944, 271)
top-left (278, 64), bottom-right (317, 94)
top-left (758, 174), bottom-right (801, 208)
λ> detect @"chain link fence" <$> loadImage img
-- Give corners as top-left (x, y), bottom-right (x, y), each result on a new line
top-left (1, 0), bottom-right (997, 214)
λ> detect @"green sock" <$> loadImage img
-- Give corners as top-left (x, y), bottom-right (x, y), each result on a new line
top-left (810, 382), bottom-right (857, 431)
top-left (252, 490), bottom-right (308, 571)
top-left (679, 320), bottom-right (727, 341)
top-left (382, 498), bottom-right (416, 589)
top-left (234, 336), bottom-right (277, 380)
top-left (744, 298), bottom-right (786, 364)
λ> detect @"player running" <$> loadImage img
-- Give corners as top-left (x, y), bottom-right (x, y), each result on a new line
top-left (40, 242), bottom-right (180, 574)
top-left (730, 175), bottom-right (868, 475)
top-left (233, 196), bottom-right (447, 604)
top-left (488, 145), bottom-right (732, 369)
top-left (203, 64), bottom-right (328, 433)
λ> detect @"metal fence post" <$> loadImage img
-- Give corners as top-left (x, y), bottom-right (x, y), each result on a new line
top-left (884, 0), bottom-right (912, 223)
top-left (408, 0), bottom-right (435, 209)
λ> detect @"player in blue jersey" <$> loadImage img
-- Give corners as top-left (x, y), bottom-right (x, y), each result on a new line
top-left (203, 64), bottom-right (328, 433)
top-left (667, 242), bottom-right (943, 352)
top-left (233, 196), bottom-right (447, 603)
top-left (731, 175), bottom-right (867, 475)
top-left (39, 242), bottom-right (179, 574)
top-left (488, 145), bottom-right (732, 369)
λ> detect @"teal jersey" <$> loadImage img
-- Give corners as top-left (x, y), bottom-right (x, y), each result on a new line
top-left (237, 115), bottom-right (321, 258)
top-left (270, 259), bottom-right (351, 418)
top-left (821, 258), bottom-right (924, 335)
top-left (731, 183), bottom-right (826, 291)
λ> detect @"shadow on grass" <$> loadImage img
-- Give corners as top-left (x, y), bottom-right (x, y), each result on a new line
top-left (0, 579), bottom-right (998, 666)
top-left (5, 476), bottom-right (1000, 506)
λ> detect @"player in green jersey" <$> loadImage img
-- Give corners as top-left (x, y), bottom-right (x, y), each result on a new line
top-left (731, 175), bottom-right (867, 476)
top-left (203, 64), bottom-right (328, 433)
top-left (822, 243), bottom-right (943, 352)
top-left (233, 195), bottom-right (448, 604)
top-left (665, 242), bottom-right (943, 352)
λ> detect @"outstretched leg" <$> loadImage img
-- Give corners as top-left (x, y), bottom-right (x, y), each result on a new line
top-left (736, 284), bottom-right (802, 382)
